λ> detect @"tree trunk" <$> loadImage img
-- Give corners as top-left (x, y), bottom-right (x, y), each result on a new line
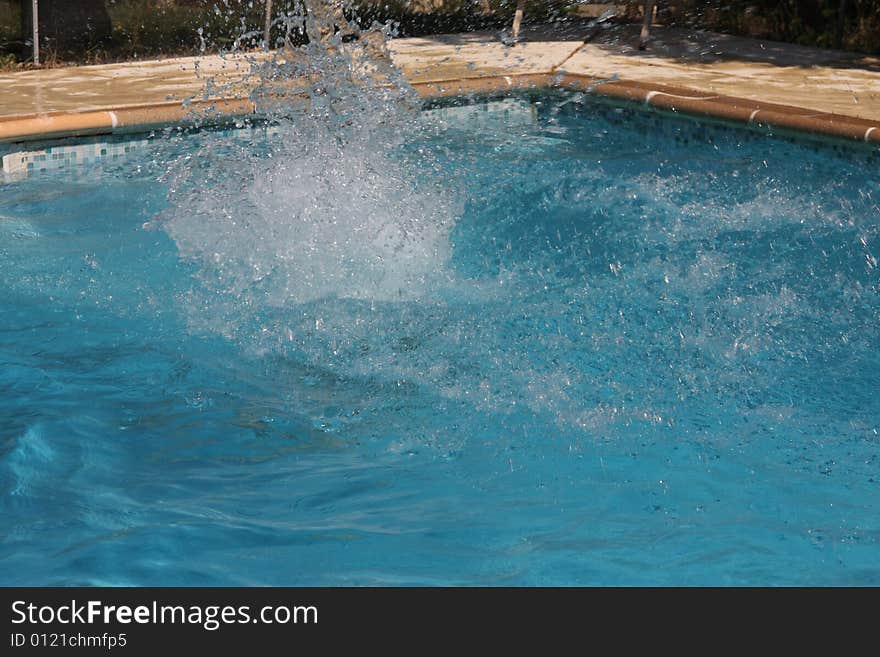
top-left (511, 0), bottom-right (526, 40)
top-left (639, 1), bottom-right (656, 50)
top-left (21, 0), bottom-right (112, 53)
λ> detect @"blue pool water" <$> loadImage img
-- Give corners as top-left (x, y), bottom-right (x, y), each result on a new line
top-left (1, 94), bottom-right (878, 585)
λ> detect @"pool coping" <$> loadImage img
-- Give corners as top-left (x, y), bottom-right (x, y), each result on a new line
top-left (0, 98), bottom-right (258, 144)
top-left (4, 73), bottom-right (878, 147)
top-left (411, 73), bottom-right (880, 144)
top-left (1, 34), bottom-right (879, 149)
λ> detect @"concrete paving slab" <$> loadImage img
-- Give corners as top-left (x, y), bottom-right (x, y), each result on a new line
top-left (387, 34), bottom-right (582, 83)
top-left (0, 53), bottom-right (260, 118)
top-left (559, 25), bottom-right (880, 122)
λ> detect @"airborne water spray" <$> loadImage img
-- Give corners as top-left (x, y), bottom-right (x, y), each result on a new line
top-left (156, 0), bottom-right (460, 331)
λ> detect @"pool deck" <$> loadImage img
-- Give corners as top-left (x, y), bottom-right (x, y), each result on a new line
top-left (1, 23), bottom-right (879, 147)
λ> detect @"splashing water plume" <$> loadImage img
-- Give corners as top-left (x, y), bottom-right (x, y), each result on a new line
top-left (158, 1), bottom-right (459, 317)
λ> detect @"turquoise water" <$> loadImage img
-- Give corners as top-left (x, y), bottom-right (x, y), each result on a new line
top-left (1, 94), bottom-right (879, 585)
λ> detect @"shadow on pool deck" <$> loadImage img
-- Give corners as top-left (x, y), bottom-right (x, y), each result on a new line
top-left (515, 23), bottom-right (880, 71)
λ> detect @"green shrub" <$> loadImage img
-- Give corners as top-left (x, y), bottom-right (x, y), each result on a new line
top-left (667, 0), bottom-right (880, 55)
top-left (0, 0), bottom-right (21, 43)
top-left (350, 0), bottom-right (572, 37)
top-left (106, 0), bottom-right (287, 58)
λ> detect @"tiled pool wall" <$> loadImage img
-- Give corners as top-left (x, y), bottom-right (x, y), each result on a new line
top-left (0, 124), bottom-right (267, 182)
top-left (3, 93), bottom-right (878, 181)
top-left (437, 90), bottom-right (880, 163)
top-left (0, 99), bottom-right (533, 181)
top-left (1, 137), bottom-right (154, 176)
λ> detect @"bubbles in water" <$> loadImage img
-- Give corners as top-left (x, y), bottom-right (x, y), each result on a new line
top-left (163, 117), bottom-right (457, 306)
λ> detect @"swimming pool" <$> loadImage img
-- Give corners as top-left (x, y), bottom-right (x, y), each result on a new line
top-left (1, 93), bottom-right (878, 585)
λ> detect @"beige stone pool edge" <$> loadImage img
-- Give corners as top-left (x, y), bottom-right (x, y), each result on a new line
top-left (2, 28), bottom-right (880, 150)
top-left (3, 75), bottom-right (878, 147)
top-left (415, 73), bottom-right (880, 144)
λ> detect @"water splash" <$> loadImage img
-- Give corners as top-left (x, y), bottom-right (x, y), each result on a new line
top-left (156, 1), bottom-right (459, 312)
